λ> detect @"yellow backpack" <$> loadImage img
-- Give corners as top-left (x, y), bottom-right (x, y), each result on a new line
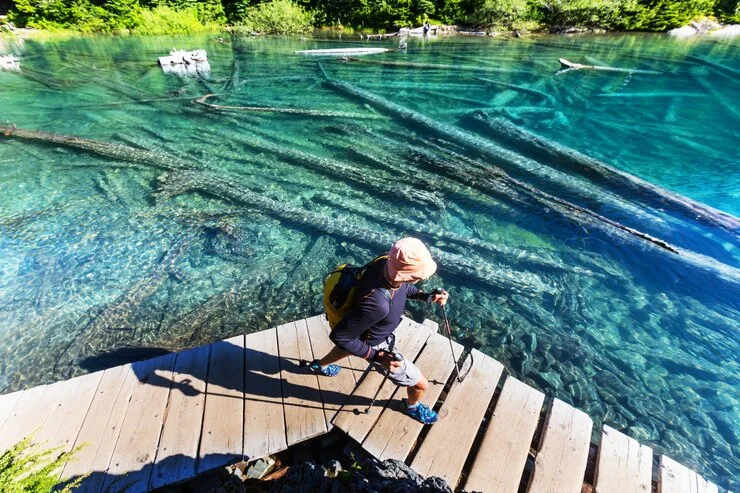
top-left (323, 255), bottom-right (388, 329)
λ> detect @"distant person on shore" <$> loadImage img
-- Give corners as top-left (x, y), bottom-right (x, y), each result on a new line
top-left (310, 238), bottom-right (449, 424)
top-left (423, 21), bottom-right (431, 35)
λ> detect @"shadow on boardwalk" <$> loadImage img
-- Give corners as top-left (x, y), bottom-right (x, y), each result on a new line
top-left (58, 337), bottom-right (378, 492)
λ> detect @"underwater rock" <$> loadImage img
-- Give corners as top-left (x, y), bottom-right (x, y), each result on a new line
top-left (535, 371), bottom-right (564, 391)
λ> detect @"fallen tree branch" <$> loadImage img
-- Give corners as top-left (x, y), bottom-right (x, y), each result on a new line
top-left (194, 93), bottom-right (382, 119)
top-left (558, 58), bottom-right (663, 75)
top-left (317, 71), bottom-right (685, 253)
top-left (157, 169), bottom-right (555, 296)
top-left (0, 124), bottom-right (193, 171)
top-left (468, 113), bottom-right (740, 234)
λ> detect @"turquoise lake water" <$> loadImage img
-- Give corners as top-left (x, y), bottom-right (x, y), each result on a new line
top-left (0, 32), bottom-right (738, 488)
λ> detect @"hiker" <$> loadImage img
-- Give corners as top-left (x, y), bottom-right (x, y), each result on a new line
top-left (310, 237), bottom-right (448, 424)
top-left (423, 21), bottom-right (430, 35)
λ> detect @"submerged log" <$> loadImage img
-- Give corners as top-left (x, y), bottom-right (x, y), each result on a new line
top-left (339, 57), bottom-right (518, 73)
top-left (558, 58), bottom-right (663, 75)
top-left (312, 191), bottom-right (594, 277)
top-left (473, 76), bottom-right (558, 105)
top-left (469, 113), bottom-right (740, 233)
top-left (157, 169), bottom-right (555, 296)
top-left (194, 93), bottom-right (382, 119)
top-left (230, 133), bottom-right (446, 211)
top-left (319, 73), bottom-right (687, 252)
top-left (0, 124), bottom-right (193, 171)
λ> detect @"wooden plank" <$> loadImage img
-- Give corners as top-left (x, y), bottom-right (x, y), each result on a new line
top-left (658, 456), bottom-right (719, 493)
top-left (243, 328), bottom-right (287, 460)
top-left (305, 315), bottom-right (367, 423)
top-left (35, 372), bottom-right (104, 454)
top-left (332, 318), bottom-right (434, 444)
top-left (199, 335), bottom-right (245, 474)
top-left (593, 425), bottom-right (652, 493)
top-left (362, 332), bottom-right (463, 461)
top-left (527, 398), bottom-right (593, 493)
top-left (0, 390), bottom-right (24, 431)
top-left (60, 364), bottom-right (137, 493)
top-left (659, 456), bottom-right (692, 493)
top-left (465, 376), bottom-right (545, 493)
top-left (0, 383), bottom-right (56, 453)
top-left (150, 344), bottom-right (210, 490)
top-left (101, 353), bottom-right (177, 493)
top-left (277, 319), bottom-right (328, 445)
top-left (410, 349), bottom-right (503, 488)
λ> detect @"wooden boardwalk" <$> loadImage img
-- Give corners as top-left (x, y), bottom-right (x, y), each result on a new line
top-left (0, 316), bottom-right (721, 493)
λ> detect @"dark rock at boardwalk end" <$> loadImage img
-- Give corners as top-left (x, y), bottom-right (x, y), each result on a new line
top-left (269, 458), bottom-right (451, 492)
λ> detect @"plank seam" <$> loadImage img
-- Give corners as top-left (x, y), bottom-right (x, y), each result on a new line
top-left (146, 353), bottom-right (179, 491)
top-left (194, 344), bottom-right (213, 475)
top-left (403, 349), bottom-right (465, 466)
top-left (366, 334), bottom-right (439, 459)
top-left (55, 374), bottom-right (106, 480)
top-left (274, 324), bottom-right (290, 452)
top-left (95, 369), bottom-right (137, 493)
top-left (241, 334), bottom-right (246, 463)
top-left (457, 371), bottom-right (509, 491)
top-left (304, 317), bottom-right (330, 429)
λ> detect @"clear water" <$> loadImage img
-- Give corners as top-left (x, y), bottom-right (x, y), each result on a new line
top-left (0, 33), bottom-right (738, 488)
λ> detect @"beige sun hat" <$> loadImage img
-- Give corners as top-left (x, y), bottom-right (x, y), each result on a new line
top-left (385, 237), bottom-right (437, 283)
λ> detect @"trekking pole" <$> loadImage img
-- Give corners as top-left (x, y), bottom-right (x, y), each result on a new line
top-left (432, 288), bottom-right (463, 383)
top-left (364, 351), bottom-right (403, 414)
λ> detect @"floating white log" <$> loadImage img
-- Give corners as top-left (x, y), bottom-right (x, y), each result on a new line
top-left (158, 49), bottom-right (210, 76)
top-left (0, 54), bottom-right (20, 72)
top-left (295, 47), bottom-right (391, 56)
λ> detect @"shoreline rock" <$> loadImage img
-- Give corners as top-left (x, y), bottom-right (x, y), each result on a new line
top-left (269, 458), bottom-right (452, 493)
top-left (668, 18), bottom-right (739, 38)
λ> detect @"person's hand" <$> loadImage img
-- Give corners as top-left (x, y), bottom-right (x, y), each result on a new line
top-left (376, 351), bottom-right (403, 372)
top-left (430, 288), bottom-right (449, 306)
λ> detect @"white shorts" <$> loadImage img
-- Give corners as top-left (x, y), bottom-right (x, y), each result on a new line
top-left (371, 337), bottom-right (422, 387)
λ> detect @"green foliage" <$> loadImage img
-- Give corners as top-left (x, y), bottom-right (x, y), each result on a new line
top-left (530, 0), bottom-right (640, 30)
top-left (237, 0), bottom-right (314, 33)
top-left (629, 0), bottom-right (717, 30)
top-left (0, 436), bottom-right (86, 493)
top-left (133, 5), bottom-right (220, 33)
top-left (5, 0), bottom-right (732, 33)
top-left (716, 0), bottom-right (739, 22)
top-left (466, 0), bottom-right (529, 27)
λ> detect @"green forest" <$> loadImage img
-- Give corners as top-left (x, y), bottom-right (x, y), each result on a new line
top-left (2, 0), bottom-right (739, 35)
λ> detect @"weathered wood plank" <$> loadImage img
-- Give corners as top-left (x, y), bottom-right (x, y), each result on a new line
top-left (658, 456), bottom-right (719, 493)
top-left (0, 383), bottom-right (56, 453)
top-left (332, 318), bottom-right (434, 444)
top-left (465, 376), bottom-right (545, 493)
top-left (277, 319), bottom-right (329, 446)
top-left (199, 335), bottom-right (245, 474)
top-left (0, 390), bottom-right (24, 433)
top-left (150, 345), bottom-right (210, 490)
top-left (362, 332), bottom-right (462, 461)
top-left (60, 364), bottom-right (137, 493)
top-left (35, 372), bottom-right (103, 455)
top-left (101, 354), bottom-right (177, 493)
top-left (304, 315), bottom-right (367, 424)
top-left (527, 398), bottom-right (593, 493)
top-left (659, 456), bottom-right (692, 493)
top-left (410, 349), bottom-right (503, 488)
top-left (593, 425), bottom-right (652, 493)
top-left (244, 328), bottom-right (287, 460)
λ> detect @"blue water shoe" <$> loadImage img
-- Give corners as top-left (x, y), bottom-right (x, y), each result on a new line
top-left (308, 359), bottom-right (341, 377)
top-left (401, 398), bottom-right (438, 424)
